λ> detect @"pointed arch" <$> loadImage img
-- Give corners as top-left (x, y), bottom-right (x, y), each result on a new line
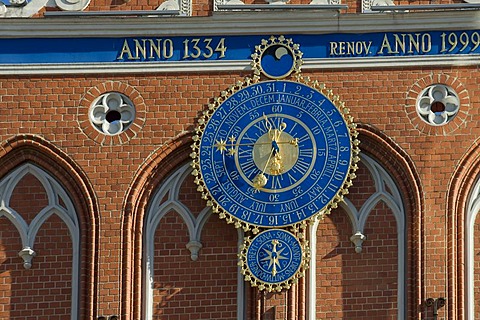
top-left (352, 124), bottom-right (422, 318)
top-left (0, 134), bottom-right (100, 320)
top-left (447, 137), bottom-right (480, 320)
top-left (308, 152), bottom-right (407, 319)
top-left (121, 133), bottom-right (194, 320)
top-left (123, 132), bottom-right (242, 319)
top-left (465, 175), bottom-right (480, 320)
top-left (143, 162), bottom-right (215, 319)
top-left (0, 163), bottom-right (81, 317)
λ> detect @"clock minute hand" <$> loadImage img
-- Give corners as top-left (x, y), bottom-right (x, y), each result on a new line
top-left (213, 139), bottom-right (297, 154)
top-left (252, 144), bottom-right (276, 190)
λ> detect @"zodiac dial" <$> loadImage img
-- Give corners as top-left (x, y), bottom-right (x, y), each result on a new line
top-left (239, 228), bottom-right (309, 292)
top-left (192, 78), bottom-right (359, 230)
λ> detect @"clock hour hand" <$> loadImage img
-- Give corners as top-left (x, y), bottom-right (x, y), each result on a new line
top-left (272, 140), bottom-right (280, 154)
top-left (252, 145), bottom-right (276, 190)
top-left (269, 122), bottom-right (285, 175)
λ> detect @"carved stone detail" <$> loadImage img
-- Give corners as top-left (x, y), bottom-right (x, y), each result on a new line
top-left (89, 92), bottom-right (136, 136)
top-left (186, 240), bottom-right (203, 261)
top-left (362, 0), bottom-right (395, 13)
top-left (157, 0), bottom-right (179, 10)
top-left (350, 232), bottom-right (366, 253)
top-left (265, 0), bottom-right (289, 5)
top-left (0, 0), bottom-right (91, 18)
top-left (157, 0), bottom-right (190, 15)
top-left (55, 0), bottom-right (91, 11)
top-left (416, 84), bottom-right (460, 126)
top-left (0, 0), bottom-right (48, 17)
top-left (310, 0), bottom-right (340, 4)
top-left (18, 246), bottom-right (36, 269)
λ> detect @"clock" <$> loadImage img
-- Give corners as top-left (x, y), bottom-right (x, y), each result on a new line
top-left (250, 35), bottom-right (303, 80)
top-left (191, 77), bottom-right (359, 230)
top-left (239, 228), bottom-right (309, 292)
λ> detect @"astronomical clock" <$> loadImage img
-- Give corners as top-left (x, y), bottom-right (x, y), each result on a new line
top-left (191, 35), bottom-right (360, 292)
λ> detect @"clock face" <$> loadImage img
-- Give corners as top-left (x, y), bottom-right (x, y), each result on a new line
top-left (246, 229), bottom-right (303, 285)
top-left (196, 80), bottom-right (353, 228)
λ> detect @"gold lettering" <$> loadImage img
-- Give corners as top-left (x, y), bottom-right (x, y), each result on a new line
top-left (329, 42), bottom-right (338, 55)
top-left (330, 41), bottom-right (372, 56)
top-left (133, 39), bottom-right (147, 59)
top-left (408, 34), bottom-right (421, 53)
top-left (338, 41), bottom-right (345, 55)
top-left (347, 42), bottom-right (355, 55)
top-left (422, 33), bottom-right (432, 53)
top-left (379, 33), bottom-right (431, 55)
top-left (378, 34), bottom-right (394, 54)
top-left (117, 39), bottom-right (134, 60)
top-left (163, 39), bottom-right (174, 58)
top-left (149, 39), bottom-right (162, 59)
top-left (393, 34), bottom-right (405, 54)
top-left (364, 41), bottom-right (372, 54)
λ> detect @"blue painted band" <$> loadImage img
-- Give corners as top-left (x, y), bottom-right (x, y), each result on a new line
top-left (1, 30), bottom-right (480, 64)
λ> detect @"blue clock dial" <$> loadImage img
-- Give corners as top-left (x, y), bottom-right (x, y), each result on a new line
top-left (197, 80), bottom-right (353, 228)
top-left (246, 229), bottom-right (302, 285)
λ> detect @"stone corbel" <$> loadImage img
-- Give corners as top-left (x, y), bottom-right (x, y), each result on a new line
top-left (350, 231), bottom-right (366, 253)
top-left (186, 240), bottom-right (203, 261)
top-left (0, 0), bottom-right (90, 18)
top-left (18, 246), bottom-right (36, 269)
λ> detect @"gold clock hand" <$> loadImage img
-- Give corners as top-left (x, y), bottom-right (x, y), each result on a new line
top-left (271, 240), bottom-right (279, 276)
top-left (268, 121), bottom-right (286, 174)
top-left (213, 140), bottom-right (297, 153)
top-left (269, 153), bottom-right (283, 175)
top-left (252, 146), bottom-right (275, 190)
top-left (264, 113), bottom-right (273, 137)
top-left (273, 122), bottom-right (287, 142)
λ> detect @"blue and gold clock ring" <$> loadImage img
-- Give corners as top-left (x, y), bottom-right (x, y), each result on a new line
top-left (191, 76), bottom-right (360, 231)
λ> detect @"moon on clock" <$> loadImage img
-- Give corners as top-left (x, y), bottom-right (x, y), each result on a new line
top-left (275, 46), bottom-right (289, 60)
top-left (260, 44), bottom-right (295, 79)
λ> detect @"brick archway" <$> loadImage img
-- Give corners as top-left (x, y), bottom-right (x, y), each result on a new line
top-left (0, 134), bottom-right (100, 320)
top-left (446, 137), bottom-right (480, 320)
top-left (357, 124), bottom-right (424, 319)
top-left (121, 133), bottom-right (193, 320)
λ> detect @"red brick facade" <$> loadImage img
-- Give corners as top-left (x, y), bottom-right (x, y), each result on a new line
top-left (1, 1), bottom-right (480, 319)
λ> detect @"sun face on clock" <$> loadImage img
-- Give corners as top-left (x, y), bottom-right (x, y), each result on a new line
top-left (234, 114), bottom-right (316, 193)
top-left (191, 78), bottom-right (359, 229)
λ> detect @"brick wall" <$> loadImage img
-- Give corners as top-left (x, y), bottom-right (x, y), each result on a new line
top-left (0, 53), bottom-right (479, 319)
top-left (152, 211), bottom-right (238, 319)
